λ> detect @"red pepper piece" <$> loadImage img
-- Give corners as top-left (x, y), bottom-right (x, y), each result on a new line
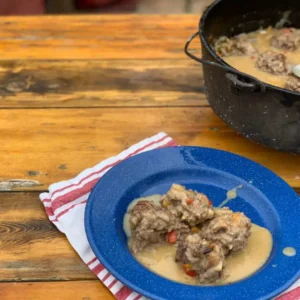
top-left (167, 231), bottom-right (177, 244)
top-left (182, 264), bottom-right (197, 277)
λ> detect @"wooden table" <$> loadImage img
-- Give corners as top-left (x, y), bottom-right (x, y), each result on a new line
top-left (0, 14), bottom-right (299, 300)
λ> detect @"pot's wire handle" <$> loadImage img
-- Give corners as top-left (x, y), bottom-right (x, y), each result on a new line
top-left (185, 32), bottom-right (266, 93)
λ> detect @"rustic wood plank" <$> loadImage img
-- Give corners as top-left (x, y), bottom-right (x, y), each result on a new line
top-left (0, 15), bottom-right (199, 60)
top-left (0, 107), bottom-right (299, 191)
top-left (0, 281), bottom-right (114, 300)
top-left (0, 192), bottom-right (94, 281)
top-left (1, 187), bottom-right (300, 282)
top-left (0, 59), bottom-right (206, 108)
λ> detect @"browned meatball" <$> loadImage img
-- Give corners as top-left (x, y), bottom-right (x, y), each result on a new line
top-left (161, 184), bottom-right (215, 227)
top-left (200, 208), bottom-right (251, 255)
top-left (285, 75), bottom-right (300, 93)
top-left (129, 200), bottom-right (188, 253)
top-left (256, 51), bottom-right (288, 75)
top-left (215, 35), bottom-right (257, 57)
top-left (175, 233), bottom-right (225, 283)
top-left (271, 28), bottom-right (300, 51)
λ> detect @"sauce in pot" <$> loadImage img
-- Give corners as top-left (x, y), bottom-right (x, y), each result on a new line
top-left (215, 27), bottom-right (300, 91)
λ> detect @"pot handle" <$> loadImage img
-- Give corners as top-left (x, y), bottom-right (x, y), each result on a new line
top-left (185, 32), bottom-right (266, 93)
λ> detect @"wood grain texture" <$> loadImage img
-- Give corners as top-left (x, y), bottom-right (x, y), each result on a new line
top-left (0, 14), bottom-right (299, 300)
top-left (0, 15), bottom-right (200, 60)
top-left (0, 281), bottom-right (114, 300)
top-left (1, 188), bottom-right (300, 282)
top-left (0, 107), bottom-right (299, 191)
top-left (0, 192), bottom-right (94, 281)
top-left (0, 59), bottom-right (206, 108)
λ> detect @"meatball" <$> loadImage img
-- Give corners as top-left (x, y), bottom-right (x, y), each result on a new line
top-left (200, 208), bottom-right (251, 255)
top-left (175, 233), bottom-right (225, 283)
top-left (271, 28), bottom-right (300, 51)
top-left (256, 51), bottom-right (288, 75)
top-left (129, 200), bottom-right (188, 253)
top-left (161, 184), bottom-right (215, 227)
top-left (285, 75), bottom-right (300, 93)
top-left (215, 35), bottom-right (257, 57)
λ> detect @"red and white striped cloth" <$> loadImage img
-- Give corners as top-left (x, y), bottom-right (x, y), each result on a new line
top-left (40, 132), bottom-right (300, 300)
top-left (40, 132), bottom-right (176, 300)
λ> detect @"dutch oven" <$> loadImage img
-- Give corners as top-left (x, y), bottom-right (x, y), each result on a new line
top-left (185, 0), bottom-right (300, 153)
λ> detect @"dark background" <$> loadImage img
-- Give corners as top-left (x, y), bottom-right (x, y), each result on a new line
top-left (0, 0), bottom-right (211, 15)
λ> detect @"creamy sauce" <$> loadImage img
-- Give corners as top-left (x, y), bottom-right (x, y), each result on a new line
top-left (135, 243), bottom-right (198, 285)
top-left (134, 224), bottom-right (272, 285)
top-left (222, 27), bottom-right (300, 88)
top-left (283, 247), bottom-right (296, 257)
top-left (218, 185), bottom-right (243, 208)
top-left (224, 224), bottom-right (272, 284)
top-left (124, 194), bottom-right (273, 285)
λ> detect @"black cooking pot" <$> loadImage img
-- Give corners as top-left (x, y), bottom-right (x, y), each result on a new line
top-left (185, 0), bottom-right (300, 153)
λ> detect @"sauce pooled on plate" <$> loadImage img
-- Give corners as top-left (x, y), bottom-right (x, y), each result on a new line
top-left (123, 185), bottom-right (273, 285)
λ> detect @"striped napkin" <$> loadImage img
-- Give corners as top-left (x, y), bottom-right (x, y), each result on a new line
top-left (40, 132), bottom-right (299, 300)
top-left (40, 132), bottom-right (176, 300)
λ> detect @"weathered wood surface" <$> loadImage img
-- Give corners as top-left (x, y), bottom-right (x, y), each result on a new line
top-left (0, 189), bottom-right (299, 283)
top-left (0, 281), bottom-right (114, 300)
top-left (0, 59), bottom-right (206, 108)
top-left (0, 15), bottom-right (200, 60)
top-left (0, 107), bottom-right (299, 191)
top-left (0, 14), bottom-right (299, 300)
top-left (0, 192), bottom-right (94, 281)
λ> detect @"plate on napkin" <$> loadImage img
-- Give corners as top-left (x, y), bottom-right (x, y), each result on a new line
top-left (85, 146), bottom-right (300, 300)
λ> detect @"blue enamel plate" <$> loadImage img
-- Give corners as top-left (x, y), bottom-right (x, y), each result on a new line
top-left (85, 147), bottom-right (300, 300)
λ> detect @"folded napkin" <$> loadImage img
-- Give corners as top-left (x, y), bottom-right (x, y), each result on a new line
top-left (40, 132), bottom-right (176, 300)
top-left (40, 132), bottom-right (299, 300)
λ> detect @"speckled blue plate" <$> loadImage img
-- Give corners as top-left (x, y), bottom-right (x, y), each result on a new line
top-left (85, 146), bottom-right (300, 300)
